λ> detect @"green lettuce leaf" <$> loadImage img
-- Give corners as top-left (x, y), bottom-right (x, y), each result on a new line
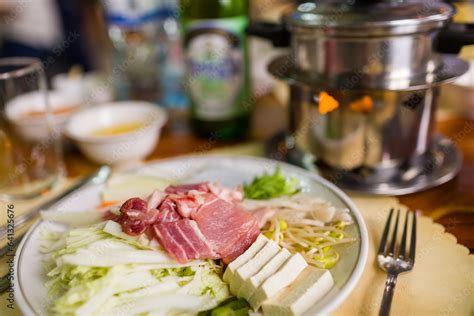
top-left (244, 167), bottom-right (301, 200)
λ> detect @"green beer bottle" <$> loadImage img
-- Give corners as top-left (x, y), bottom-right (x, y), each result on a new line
top-left (180, 0), bottom-right (251, 140)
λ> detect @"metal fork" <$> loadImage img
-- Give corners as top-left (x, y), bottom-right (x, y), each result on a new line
top-left (377, 208), bottom-right (417, 316)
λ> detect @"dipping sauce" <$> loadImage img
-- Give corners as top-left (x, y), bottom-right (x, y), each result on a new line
top-left (23, 105), bottom-right (79, 118)
top-left (91, 122), bottom-right (145, 137)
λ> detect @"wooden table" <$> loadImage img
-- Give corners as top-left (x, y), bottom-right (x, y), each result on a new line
top-left (66, 96), bottom-right (474, 252)
top-left (399, 118), bottom-right (474, 251)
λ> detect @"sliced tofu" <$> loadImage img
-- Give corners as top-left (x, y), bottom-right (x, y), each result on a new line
top-left (237, 248), bottom-right (291, 300)
top-left (248, 253), bottom-right (308, 311)
top-left (262, 266), bottom-right (334, 316)
top-left (230, 240), bottom-right (280, 295)
top-left (223, 234), bottom-right (268, 283)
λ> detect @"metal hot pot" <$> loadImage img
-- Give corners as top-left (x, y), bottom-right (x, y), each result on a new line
top-left (249, 0), bottom-right (472, 194)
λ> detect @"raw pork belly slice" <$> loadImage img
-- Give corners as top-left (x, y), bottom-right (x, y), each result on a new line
top-left (156, 198), bottom-right (181, 223)
top-left (147, 190), bottom-right (167, 209)
top-left (218, 222), bottom-right (260, 263)
top-left (169, 191), bottom-right (218, 218)
top-left (120, 197), bottom-right (148, 215)
top-left (166, 222), bottom-right (199, 259)
top-left (171, 195), bottom-right (202, 218)
top-left (153, 222), bottom-right (187, 263)
top-left (118, 197), bottom-right (159, 236)
top-left (207, 183), bottom-right (244, 203)
top-left (179, 220), bottom-right (217, 259)
top-left (165, 182), bottom-right (244, 204)
top-left (192, 199), bottom-right (260, 263)
top-left (113, 182), bottom-right (258, 263)
top-left (153, 219), bottom-right (216, 263)
top-left (165, 183), bottom-right (209, 195)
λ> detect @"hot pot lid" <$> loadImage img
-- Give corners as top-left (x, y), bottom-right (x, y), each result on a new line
top-left (268, 54), bottom-right (470, 91)
top-left (288, 0), bottom-right (454, 36)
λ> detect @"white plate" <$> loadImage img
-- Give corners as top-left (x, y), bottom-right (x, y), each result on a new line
top-left (14, 155), bottom-right (368, 315)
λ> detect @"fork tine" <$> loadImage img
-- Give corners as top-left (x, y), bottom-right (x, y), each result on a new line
top-left (398, 210), bottom-right (409, 259)
top-left (388, 209), bottom-right (400, 256)
top-left (378, 208), bottom-right (394, 255)
top-left (409, 210), bottom-right (417, 263)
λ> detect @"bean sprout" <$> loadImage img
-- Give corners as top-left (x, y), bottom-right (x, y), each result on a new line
top-left (257, 196), bottom-right (356, 269)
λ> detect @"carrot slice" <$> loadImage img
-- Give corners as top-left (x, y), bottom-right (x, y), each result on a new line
top-left (97, 200), bottom-right (118, 209)
top-left (349, 95), bottom-right (373, 113)
top-left (318, 92), bottom-right (339, 114)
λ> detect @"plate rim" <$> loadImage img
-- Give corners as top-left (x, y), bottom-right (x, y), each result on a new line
top-left (14, 155), bottom-right (369, 315)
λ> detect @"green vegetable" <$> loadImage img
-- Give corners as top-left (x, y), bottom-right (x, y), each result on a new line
top-left (42, 222), bottom-right (230, 315)
top-left (313, 251), bottom-right (340, 269)
top-left (188, 267), bottom-right (230, 303)
top-left (198, 297), bottom-right (250, 316)
top-left (244, 167), bottom-right (300, 200)
top-left (150, 266), bottom-right (196, 280)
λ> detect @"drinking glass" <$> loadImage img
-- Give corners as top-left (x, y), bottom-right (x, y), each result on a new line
top-left (0, 57), bottom-right (63, 199)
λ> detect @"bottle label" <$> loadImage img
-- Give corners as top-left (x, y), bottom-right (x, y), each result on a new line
top-left (102, 0), bottom-right (170, 27)
top-left (185, 16), bottom-right (247, 121)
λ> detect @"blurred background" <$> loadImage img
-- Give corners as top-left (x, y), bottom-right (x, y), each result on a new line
top-left (0, 0), bottom-right (298, 140)
top-left (0, 0), bottom-right (473, 251)
top-left (0, 0), bottom-right (472, 132)
top-left (0, 0), bottom-right (472, 166)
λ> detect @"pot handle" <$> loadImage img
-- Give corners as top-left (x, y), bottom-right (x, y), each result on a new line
top-left (435, 23), bottom-right (474, 54)
top-left (246, 22), bottom-right (290, 47)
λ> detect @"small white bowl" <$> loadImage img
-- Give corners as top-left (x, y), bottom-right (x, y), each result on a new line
top-left (65, 101), bottom-right (167, 166)
top-left (5, 90), bottom-right (81, 142)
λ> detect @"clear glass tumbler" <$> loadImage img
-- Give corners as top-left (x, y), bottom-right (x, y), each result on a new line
top-left (0, 57), bottom-right (63, 200)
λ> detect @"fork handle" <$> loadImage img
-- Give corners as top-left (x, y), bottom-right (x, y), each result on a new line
top-left (379, 273), bottom-right (398, 316)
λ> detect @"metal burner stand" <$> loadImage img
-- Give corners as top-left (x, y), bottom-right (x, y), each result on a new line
top-left (266, 133), bottom-right (462, 196)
